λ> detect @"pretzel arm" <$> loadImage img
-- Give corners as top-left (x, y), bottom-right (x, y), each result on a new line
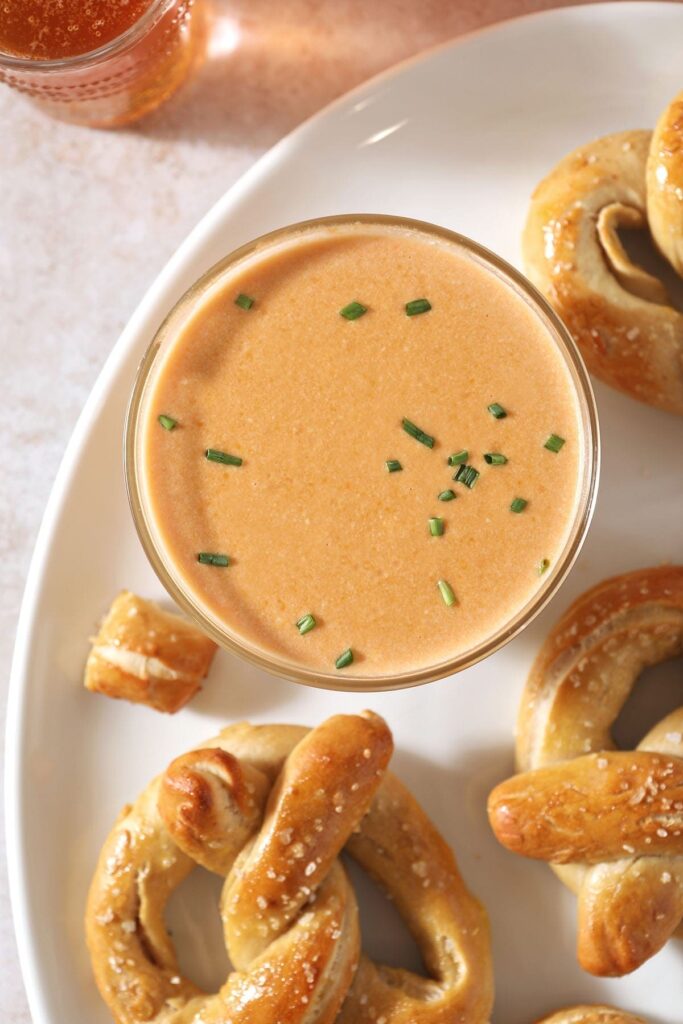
top-left (488, 751), bottom-right (683, 863)
top-left (577, 856), bottom-right (683, 976)
top-left (339, 773), bottom-right (493, 1024)
top-left (222, 712), bottom-right (393, 970)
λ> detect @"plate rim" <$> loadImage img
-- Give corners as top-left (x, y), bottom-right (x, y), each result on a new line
top-left (5, 4), bottom-right (681, 1021)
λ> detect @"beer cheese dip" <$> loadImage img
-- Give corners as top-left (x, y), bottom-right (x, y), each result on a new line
top-left (139, 221), bottom-right (585, 679)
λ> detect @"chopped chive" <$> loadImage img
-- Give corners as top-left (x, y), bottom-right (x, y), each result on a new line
top-left (438, 489), bottom-right (456, 502)
top-left (484, 452), bottom-right (508, 465)
top-left (538, 558), bottom-right (550, 575)
top-left (385, 459), bottom-right (403, 473)
top-left (402, 418), bottom-right (435, 448)
top-left (510, 497), bottom-right (528, 513)
top-left (296, 613), bottom-right (316, 635)
top-left (405, 298), bottom-right (432, 316)
top-left (487, 403), bottom-right (507, 419)
top-left (437, 579), bottom-right (456, 607)
top-left (448, 450), bottom-right (469, 466)
top-left (453, 464), bottom-right (480, 489)
top-left (340, 300), bottom-right (367, 320)
top-left (429, 517), bottom-right (444, 536)
top-left (544, 433), bottom-right (566, 453)
top-left (205, 448), bottom-right (243, 466)
top-left (335, 648), bottom-right (354, 670)
top-left (235, 293), bottom-right (254, 310)
top-left (197, 552), bottom-right (230, 566)
top-left (158, 414), bottom-right (177, 431)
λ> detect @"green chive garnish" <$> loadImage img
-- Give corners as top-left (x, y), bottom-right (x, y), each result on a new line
top-left (405, 298), bottom-right (432, 316)
top-left (385, 459), bottom-right (403, 473)
top-left (205, 448), bottom-right (243, 466)
top-left (544, 434), bottom-right (565, 453)
top-left (453, 464), bottom-right (479, 489)
top-left (335, 648), bottom-right (354, 670)
top-left (448, 450), bottom-right (468, 466)
top-left (340, 301), bottom-right (367, 320)
top-left (296, 613), bottom-right (316, 635)
top-left (235, 293), bottom-right (254, 310)
top-left (437, 579), bottom-right (456, 607)
top-left (158, 414), bottom-right (177, 431)
top-left (510, 498), bottom-right (528, 513)
top-left (488, 403), bottom-right (507, 419)
top-left (197, 552), bottom-right (230, 566)
top-left (484, 452), bottom-right (508, 465)
top-left (438, 489), bottom-right (456, 502)
top-left (402, 418), bottom-right (435, 448)
top-left (429, 517), bottom-right (444, 536)
top-left (538, 558), bottom-right (550, 575)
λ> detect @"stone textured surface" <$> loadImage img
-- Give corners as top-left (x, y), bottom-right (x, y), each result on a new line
top-left (0, 1), bottom-right (599, 1019)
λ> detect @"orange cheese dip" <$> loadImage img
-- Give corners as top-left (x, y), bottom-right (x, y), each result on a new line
top-left (140, 222), bottom-right (585, 678)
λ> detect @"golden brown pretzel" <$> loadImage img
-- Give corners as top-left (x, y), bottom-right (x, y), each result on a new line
top-left (535, 1008), bottom-right (646, 1024)
top-left (488, 565), bottom-right (683, 976)
top-left (84, 591), bottom-right (216, 712)
top-left (523, 120), bottom-right (683, 415)
top-left (647, 89), bottom-right (683, 277)
top-left (86, 712), bottom-right (493, 1024)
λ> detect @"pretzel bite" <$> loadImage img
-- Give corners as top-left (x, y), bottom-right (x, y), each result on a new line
top-left (84, 591), bottom-right (216, 712)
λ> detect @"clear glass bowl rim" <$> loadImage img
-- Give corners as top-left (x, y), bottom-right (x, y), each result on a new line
top-left (124, 212), bottom-right (600, 692)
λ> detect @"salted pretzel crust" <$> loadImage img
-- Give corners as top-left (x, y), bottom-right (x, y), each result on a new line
top-left (84, 591), bottom-right (216, 712)
top-left (490, 566), bottom-right (683, 976)
top-left (86, 713), bottom-right (493, 1024)
top-left (535, 1007), bottom-right (646, 1024)
top-left (523, 117), bottom-right (683, 415)
top-left (647, 89), bottom-right (683, 278)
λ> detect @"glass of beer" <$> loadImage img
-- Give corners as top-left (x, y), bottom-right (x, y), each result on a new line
top-left (0, 0), bottom-right (206, 128)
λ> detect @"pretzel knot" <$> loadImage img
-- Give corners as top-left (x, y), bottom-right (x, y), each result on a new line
top-left (522, 89), bottom-right (683, 415)
top-left (86, 711), bottom-right (492, 1024)
top-left (488, 565), bottom-right (683, 977)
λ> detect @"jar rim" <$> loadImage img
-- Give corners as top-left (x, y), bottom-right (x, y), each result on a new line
top-left (0, 0), bottom-right (177, 71)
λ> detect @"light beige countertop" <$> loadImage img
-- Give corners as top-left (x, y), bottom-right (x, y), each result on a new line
top-left (0, 1), bottom-right (602, 1018)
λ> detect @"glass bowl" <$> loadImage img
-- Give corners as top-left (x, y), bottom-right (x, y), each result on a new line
top-left (125, 214), bottom-right (600, 691)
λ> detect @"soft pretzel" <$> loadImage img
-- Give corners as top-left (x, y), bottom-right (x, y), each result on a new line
top-left (488, 565), bottom-right (683, 976)
top-left (84, 591), bottom-right (216, 712)
top-left (647, 89), bottom-right (683, 277)
top-left (86, 712), bottom-right (493, 1024)
top-left (523, 121), bottom-right (683, 415)
top-left (535, 1008), bottom-right (646, 1024)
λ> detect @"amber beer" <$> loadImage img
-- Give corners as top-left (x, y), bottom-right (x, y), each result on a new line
top-left (0, 0), bottom-right (205, 127)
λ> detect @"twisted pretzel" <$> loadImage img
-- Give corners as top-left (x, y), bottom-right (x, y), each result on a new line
top-left (523, 89), bottom-right (683, 415)
top-left (536, 1008), bottom-right (645, 1024)
top-left (488, 565), bottom-right (683, 976)
top-left (86, 712), bottom-right (492, 1024)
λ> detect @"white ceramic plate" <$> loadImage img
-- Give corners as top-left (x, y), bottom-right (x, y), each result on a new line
top-left (7, 4), bottom-right (683, 1022)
